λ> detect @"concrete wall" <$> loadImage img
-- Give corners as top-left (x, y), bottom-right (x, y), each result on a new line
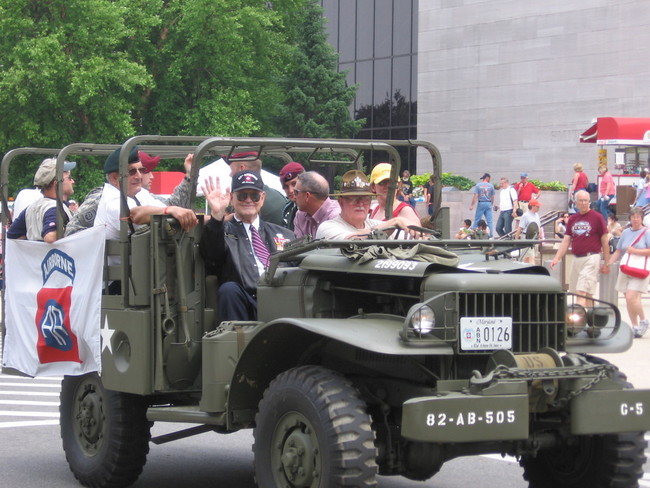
top-left (417, 1), bottom-right (650, 186)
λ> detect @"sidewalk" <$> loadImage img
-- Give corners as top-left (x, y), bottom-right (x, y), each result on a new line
top-left (599, 291), bottom-right (650, 389)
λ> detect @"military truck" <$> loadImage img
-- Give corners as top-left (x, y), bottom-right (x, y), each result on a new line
top-left (2, 136), bottom-right (649, 488)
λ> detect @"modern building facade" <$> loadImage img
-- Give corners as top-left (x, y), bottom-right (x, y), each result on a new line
top-left (320, 0), bottom-right (419, 168)
top-left (322, 0), bottom-right (650, 185)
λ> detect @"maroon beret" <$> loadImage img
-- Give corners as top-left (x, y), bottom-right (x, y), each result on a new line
top-left (279, 162), bottom-right (305, 183)
top-left (228, 151), bottom-right (259, 162)
top-left (138, 151), bottom-right (161, 172)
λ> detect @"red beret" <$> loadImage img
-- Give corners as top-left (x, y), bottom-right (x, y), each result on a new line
top-left (138, 151), bottom-right (161, 172)
top-left (228, 151), bottom-right (259, 161)
top-left (279, 162), bottom-right (305, 183)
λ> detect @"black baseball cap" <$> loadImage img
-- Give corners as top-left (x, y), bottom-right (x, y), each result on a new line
top-left (231, 170), bottom-right (264, 192)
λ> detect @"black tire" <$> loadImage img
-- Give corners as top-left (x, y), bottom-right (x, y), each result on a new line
top-left (60, 373), bottom-right (152, 488)
top-left (522, 354), bottom-right (647, 487)
top-left (520, 431), bottom-right (646, 488)
top-left (253, 365), bottom-right (378, 488)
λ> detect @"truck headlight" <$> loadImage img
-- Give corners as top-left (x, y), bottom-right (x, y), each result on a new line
top-left (588, 306), bottom-right (609, 329)
top-left (567, 304), bottom-right (587, 335)
top-left (409, 305), bottom-right (435, 335)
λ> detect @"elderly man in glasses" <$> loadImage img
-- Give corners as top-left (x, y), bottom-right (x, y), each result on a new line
top-left (94, 146), bottom-right (197, 240)
top-left (315, 170), bottom-right (416, 240)
top-left (200, 170), bottom-right (295, 321)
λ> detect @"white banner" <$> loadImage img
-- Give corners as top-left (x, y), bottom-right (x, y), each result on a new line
top-left (196, 158), bottom-right (284, 195)
top-left (2, 226), bottom-right (105, 377)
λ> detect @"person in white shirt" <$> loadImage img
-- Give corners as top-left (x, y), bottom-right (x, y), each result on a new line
top-left (495, 177), bottom-right (518, 236)
top-left (94, 146), bottom-right (197, 241)
top-left (515, 199), bottom-right (544, 264)
top-left (13, 160), bottom-right (77, 218)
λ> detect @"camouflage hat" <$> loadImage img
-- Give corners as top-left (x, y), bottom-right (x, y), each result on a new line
top-left (331, 170), bottom-right (374, 198)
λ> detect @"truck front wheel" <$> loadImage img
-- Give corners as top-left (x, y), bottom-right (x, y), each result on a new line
top-left (520, 431), bottom-right (646, 487)
top-left (253, 365), bottom-right (378, 487)
top-left (60, 373), bottom-right (152, 488)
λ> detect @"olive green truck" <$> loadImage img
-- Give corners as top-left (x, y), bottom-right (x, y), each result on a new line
top-left (2, 137), bottom-right (649, 488)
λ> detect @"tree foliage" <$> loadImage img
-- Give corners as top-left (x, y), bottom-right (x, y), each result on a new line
top-left (273, 0), bottom-right (364, 138)
top-left (142, 0), bottom-right (303, 136)
top-left (0, 0), bottom-right (157, 195)
top-left (0, 0), bottom-right (361, 198)
top-left (0, 0), bottom-right (153, 149)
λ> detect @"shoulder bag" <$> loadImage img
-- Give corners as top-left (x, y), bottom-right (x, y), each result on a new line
top-left (509, 188), bottom-right (523, 216)
top-left (620, 229), bottom-right (650, 279)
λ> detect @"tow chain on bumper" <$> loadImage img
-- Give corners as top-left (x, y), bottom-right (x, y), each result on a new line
top-left (471, 363), bottom-right (619, 407)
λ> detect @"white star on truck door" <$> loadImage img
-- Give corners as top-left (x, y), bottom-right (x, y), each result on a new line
top-left (100, 317), bottom-right (115, 354)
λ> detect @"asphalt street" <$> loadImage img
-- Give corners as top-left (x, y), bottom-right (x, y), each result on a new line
top-left (1, 292), bottom-right (650, 487)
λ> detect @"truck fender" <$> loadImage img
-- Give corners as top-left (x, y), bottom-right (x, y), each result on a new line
top-left (227, 317), bottom-right (453, 414)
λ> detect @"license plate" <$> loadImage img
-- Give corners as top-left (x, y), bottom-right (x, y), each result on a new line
top-left (460, 317), bottom-right (512, 350)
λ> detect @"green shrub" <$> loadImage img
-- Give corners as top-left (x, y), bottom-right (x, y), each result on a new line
top-left (441, 173), bottom-right (476, 191)
top-left (529, 179), bottom-right (567, 191)
top-left (410, 173), bottom-right (430, 186)
top-left (406, 173), bottom-right (566, 191)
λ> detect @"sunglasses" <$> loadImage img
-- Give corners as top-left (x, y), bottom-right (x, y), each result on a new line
top-left (235, 191), bottom-right (262, 202)
top-left (128, 167), bottom-right (150, 176)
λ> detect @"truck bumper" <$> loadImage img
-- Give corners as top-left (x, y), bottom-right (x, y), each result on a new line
top-left (570, 389), bottom-right (650, 434)
top-left (402, 393), bottom-right (529, 442)
top-left (402, 388), bottom-right (650, 443)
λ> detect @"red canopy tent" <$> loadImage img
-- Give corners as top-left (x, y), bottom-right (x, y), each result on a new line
top-left (580, 117), bottom-right (650, 145)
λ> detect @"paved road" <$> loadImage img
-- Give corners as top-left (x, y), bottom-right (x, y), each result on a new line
top-left (2, 293), bottom-right (650, 486)
top-left (1, 371), bottom-right (649, 488)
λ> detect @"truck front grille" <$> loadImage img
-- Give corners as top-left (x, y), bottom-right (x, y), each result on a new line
top-left (458, 292), bottom-right (566, 353)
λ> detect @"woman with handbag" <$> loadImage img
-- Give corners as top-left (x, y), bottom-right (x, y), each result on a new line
top-left (607, 207), bottom-right (650, 338)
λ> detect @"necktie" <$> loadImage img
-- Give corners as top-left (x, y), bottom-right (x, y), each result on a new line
top-left (250, 225), bottom-right (270, 267)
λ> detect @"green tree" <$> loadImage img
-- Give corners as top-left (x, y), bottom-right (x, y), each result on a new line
top-left (0, 0), bottom-right (154, 149)
top-left (141, 0), bottom-right (305, 137)
top-left (273, 0), bottom-right (363, 138)
top-left (0, 0), bottom-right (359, 197)
top-left (0, 0), bottom-right (157, 194)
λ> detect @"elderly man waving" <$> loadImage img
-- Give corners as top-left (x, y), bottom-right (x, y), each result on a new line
top-left (200, 170), bottom-right (295, 322)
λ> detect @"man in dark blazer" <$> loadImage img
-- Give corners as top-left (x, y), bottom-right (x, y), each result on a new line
top-left (200, 170), bottom-right (295, 321)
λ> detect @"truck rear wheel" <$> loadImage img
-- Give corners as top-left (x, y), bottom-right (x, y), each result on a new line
top-left (520, 431), bottom-right (646, 487)
top-left (60, 373), bottom-right (151, 488)
top-left (253, 365), bottom-right (378, 487)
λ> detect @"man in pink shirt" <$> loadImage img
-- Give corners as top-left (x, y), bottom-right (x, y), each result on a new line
top-left (597, 164), bottom-right (616, 221)
top-left (292, 171), bottom-right (340, 238)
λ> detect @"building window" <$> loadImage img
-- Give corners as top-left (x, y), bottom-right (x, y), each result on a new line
top-left (321, 0), bottom-right (418, 170)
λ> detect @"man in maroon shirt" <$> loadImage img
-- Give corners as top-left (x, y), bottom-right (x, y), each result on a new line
top-left (550, 190), bottom-right (610, 313)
